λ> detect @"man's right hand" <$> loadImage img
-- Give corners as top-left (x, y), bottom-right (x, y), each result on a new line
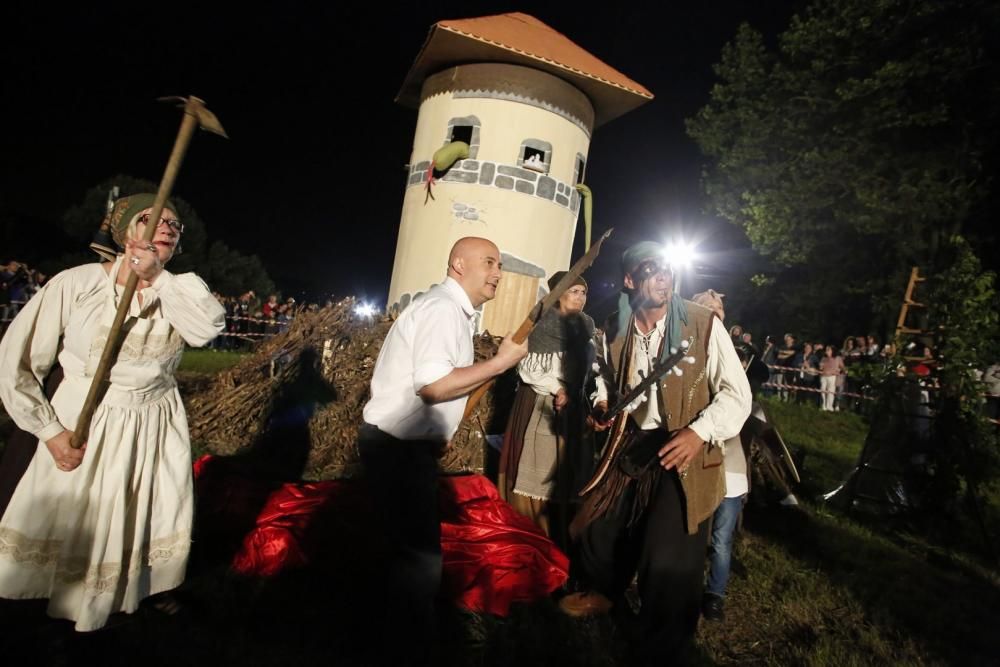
top-left (586, 401), bottom-right (613, 432)
top-left (45, 429), bottom-right (86, 472)
top-left (494, 334), bottom-right (529, 371)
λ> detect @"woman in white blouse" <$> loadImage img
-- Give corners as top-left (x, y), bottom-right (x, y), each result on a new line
top-left (0, 193), bottom-right (225, 631)
top-left (498, 272), bottom-right (595, 545)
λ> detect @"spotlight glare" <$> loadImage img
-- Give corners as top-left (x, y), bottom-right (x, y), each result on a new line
top-left (354, 302), bottom-right (377, 317)
top-left (662, 241), bottom-right (698, 269)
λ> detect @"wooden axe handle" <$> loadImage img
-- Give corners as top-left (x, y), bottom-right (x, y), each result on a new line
top-left (461, 313), bottom-right (537, 419)
top-left (70, 99), bottom-right (219, 449)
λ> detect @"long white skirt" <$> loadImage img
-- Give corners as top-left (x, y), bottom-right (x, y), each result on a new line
top-left (0, 375), bottom-right (193, 631)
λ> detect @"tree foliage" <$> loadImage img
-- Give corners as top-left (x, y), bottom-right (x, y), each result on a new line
top-left (913, 236), bottom-right (1000, 539)
top-left (926, 237), bottom-right (999, 456)
top-left (201, 240), bottom-right (275, 298)
top-left (60, 175), bottom-right (274, 296)
top-left (687, 0), bottom-right (1000, 330)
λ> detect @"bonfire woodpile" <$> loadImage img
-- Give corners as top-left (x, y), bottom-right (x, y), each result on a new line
top-left (184, 297), bottom-right (514, 480)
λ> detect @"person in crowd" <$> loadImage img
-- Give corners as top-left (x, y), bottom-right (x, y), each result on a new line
top-left (854, 336), bottom-right (868, 358)
top-left (559, 241), bottom-right (751, 666)
top-left (260, 294), bottom-right (278, 335)
top-left (819, 344), bottom-right (846, 412)
top-left (776, 334), bottom-right (798, 401)
top-left (842, 337), bottom-right (863, 409)
top-left (761, 335), bottom-right (778, 397)
top-left (796, 342), bottom-right (820, 405)
top-left (0, 194), bottom-right (225, 631)
top-left (866, 335), bottom-right (880, 358)
top-left (359, 237), bottom-right (528, 665)
top-left (689, 290), bottom-right (749, 623)
top-left (276, 302), bottom-right (292, 333)
top-left (499, 271), bottom-right (595, 547)
top-left (0, 261), bottom-right (16, 330)
top-left (1, 260), bottom-right (31, 324)
top-left (262, 294), bottom-right (279, 318)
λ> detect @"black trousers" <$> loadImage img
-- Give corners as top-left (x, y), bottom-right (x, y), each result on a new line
top-left (575, 469), bottom-right (710, 665)
top-left (357, 423), bottom-right (442, 667)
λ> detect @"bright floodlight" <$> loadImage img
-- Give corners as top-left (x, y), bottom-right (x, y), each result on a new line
top-left (354, 302), bottom-right (377, 317)
top-left (662, 241), bottom-right (698, 269)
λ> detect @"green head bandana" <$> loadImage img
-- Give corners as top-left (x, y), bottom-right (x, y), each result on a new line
top-left (616, 241), bottom-right (688, 359)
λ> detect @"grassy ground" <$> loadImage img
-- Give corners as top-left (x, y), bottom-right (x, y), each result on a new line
top-left (697, 398), bottom-right (1000, 666)
top-left (177, 348), bottom-right (247, 375)
top-left (1, 371), bottom-right (998, 665)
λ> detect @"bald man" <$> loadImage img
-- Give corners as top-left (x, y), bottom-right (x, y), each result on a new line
top-left (360, 237), bottom-right (527, 665)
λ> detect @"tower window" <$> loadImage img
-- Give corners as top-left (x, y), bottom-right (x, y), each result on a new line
top-left (450, 125), bottom-right (473, 145)
top-left (444, 116), bottom-right (480, 159)
top-left (518, 139), bottom-right (552, 174)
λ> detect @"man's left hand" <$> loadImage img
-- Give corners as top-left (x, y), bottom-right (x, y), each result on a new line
top-left (658, 427), bottom-right (704, 472)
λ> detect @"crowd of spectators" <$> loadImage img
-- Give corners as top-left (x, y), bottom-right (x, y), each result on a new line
top-left (2, 260), bottom-right (330, 352)
top-left (211, 291), bottom-right (332, 350)
top-left (727, 327), bottom-right (939, 413)
top-left (1, 260), bottom-right (48, 335)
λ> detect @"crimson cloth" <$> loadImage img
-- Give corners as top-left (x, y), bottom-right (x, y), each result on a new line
top-left (192, 455), bottom-right (568, 616)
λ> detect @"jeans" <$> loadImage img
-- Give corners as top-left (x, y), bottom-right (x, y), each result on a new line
top-left (706, 495), bottom-right (745, 598)
top-left (820, 375), bottom-right (837, 411)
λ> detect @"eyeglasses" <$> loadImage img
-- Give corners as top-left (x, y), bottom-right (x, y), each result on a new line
top-left (631, 260), bottom-right (672, 282)
top-left (137, 213), bottom-right (184, 234)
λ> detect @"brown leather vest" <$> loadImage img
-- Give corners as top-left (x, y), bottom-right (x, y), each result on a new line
top-left (605, 301), bottom-right (724, 533)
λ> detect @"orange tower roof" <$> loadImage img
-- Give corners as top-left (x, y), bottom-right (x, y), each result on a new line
top-left (397, 12), bottom-right (654, 128)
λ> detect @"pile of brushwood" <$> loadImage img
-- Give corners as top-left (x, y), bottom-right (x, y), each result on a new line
top-left (184, 298), bottom-right (515, 480)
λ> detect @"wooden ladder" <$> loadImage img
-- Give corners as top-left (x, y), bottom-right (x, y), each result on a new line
top-left (894, 266), bottom-right (930, 360)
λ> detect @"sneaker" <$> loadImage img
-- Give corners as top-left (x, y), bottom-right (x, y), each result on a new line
top-left (558, 591), bottom-right (614, 617)
top-left (702, 593), bottom-right (725, 621)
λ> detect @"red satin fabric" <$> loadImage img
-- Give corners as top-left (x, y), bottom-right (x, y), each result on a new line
top-left (192, 455), bottom-right (568, 616)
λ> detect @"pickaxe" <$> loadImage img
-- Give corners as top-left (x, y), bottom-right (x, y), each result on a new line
top-left (70, 96), bottom-right (227, 449)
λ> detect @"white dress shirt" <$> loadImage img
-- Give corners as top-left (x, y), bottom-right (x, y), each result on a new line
top-left (594, 313), bottom-right (751, 446)
top-left (363, 277), bottom-right (476, 441)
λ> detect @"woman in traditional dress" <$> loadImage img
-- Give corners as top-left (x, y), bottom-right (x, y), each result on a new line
top-left (498, 272), bottom-right (595, 547)
top-left (0, 193), bottom-right (225, 631)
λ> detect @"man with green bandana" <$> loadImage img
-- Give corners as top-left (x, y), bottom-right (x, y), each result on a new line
top-left (560, 241), bottom-right (751, 665)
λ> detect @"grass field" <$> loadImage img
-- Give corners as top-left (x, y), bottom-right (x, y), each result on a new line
top-left (1, 364), bottom-right (998, 666)
top-left (177, 348), bottom-right (247, 375)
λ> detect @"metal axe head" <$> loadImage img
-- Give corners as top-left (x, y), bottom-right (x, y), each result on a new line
top-left (158, 95), bottom-right (229, 138)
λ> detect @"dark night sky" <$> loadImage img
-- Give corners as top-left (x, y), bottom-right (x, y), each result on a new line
top-left (1, 1), bottom-right (805, 314)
